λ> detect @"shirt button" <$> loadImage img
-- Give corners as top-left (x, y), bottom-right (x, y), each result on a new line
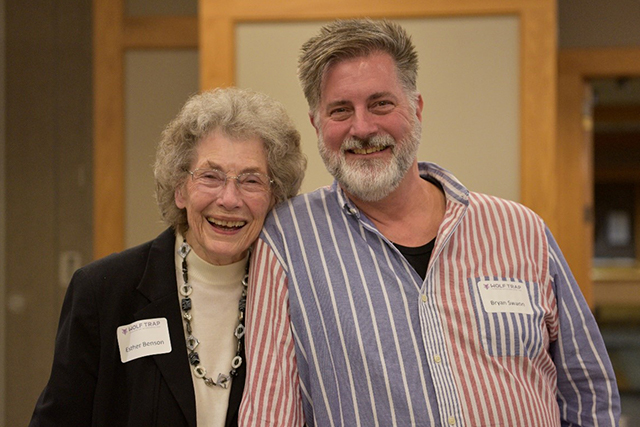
top-left (448, 416), bottom-right (456, 425)
top-left (421, 294), bottom-right (427, 303)
top-left (434, 355), bottom-right (442, 364)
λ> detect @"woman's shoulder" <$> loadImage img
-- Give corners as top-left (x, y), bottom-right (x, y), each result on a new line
top-left (73, 228), bottom-right (175, 293)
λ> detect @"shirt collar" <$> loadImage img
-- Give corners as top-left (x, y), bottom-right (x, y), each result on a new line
top-left (334, 161), bottom-right (469, 217)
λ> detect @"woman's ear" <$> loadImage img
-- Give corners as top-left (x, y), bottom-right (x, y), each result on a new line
top-left (175, 185), bottom-right (186, 209)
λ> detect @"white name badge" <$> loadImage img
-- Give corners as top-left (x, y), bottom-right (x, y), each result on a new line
top-left (477, 280), bottom-right (534, 315)
top-left (117, 317), bottom-right (172, 363)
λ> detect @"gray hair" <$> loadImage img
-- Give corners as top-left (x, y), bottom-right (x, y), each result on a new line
top-left (298, 18), bottom-right (419, 114)
top-left (154, 87), bottom-right (307, 233)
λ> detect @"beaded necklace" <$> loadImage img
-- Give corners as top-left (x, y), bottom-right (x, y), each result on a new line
top-left (177, 240), bottom-right (247, 389)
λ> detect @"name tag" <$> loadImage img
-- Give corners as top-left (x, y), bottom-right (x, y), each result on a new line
top-left (477, 280), bottom-right (534, 315)
top-left (117, 317), bottom-right (172, 363)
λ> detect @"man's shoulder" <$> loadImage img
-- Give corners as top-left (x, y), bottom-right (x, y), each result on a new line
top-left (263, 186), bottom-right (338, 235)
top-left (468, 191), bottom-right (543, 223)
top-left (273, 186), bottom-right (335, 214)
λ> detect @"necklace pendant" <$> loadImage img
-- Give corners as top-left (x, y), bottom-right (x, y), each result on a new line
top-left (231, 355), bottom-right (243, 369)
top-left (180, 284), bottom-right (193, 297)
top-left (216, 373), bottom-right (231, 389)
top-left (235, 323), bottom-right (245, 339)
top-left (177, 240), bottom-right (249, 390)
top-left (186, 335), bottom-right (199, 351)
top-left (178, 241), bottom-right (191, 258)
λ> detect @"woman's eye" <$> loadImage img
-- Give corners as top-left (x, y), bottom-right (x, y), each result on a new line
top-left (197, 171), bottom-right (225, 184)
top-left (244, 177), bottom-right (260, 184)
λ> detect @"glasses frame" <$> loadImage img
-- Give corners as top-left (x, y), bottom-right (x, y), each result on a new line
top-left (185, 168), bottom-right (274, 195)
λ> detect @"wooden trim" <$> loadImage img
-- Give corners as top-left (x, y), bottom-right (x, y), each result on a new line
top-left (94, 0), bottom-right (557, 262)
top-left (594, 105), bottom-right (640, 123)
top-left (93, 0), bottom-right (124, 259)
top-left (93, 7), bottom-right (199, 259)
top-left (593, 281), bottom-right (640, 306)
top-left (557, 47), bottom-right (640, 307)
top-left (518, 4), bottom-right (558, 232)
top-left (123, 16), bottom-right (199, 49)
top-left (556, 75), bottom-right (594, 305)
top-left (200, 0), bottom-right (540, 25)
top-left (199, 0), bottom-right (558, 229)
top-left (560, 48), bottom-right (640, 77)
top-left (595, 170), bottom-right (640, 182)
top-left (636, 184), bottom-right (640, 261)
top-left (198, 16), bottom-right (234, 90)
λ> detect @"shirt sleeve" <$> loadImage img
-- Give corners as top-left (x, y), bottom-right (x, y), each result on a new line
top-left (240, 237), bottom-right (305, 426)
top-left (29, 269), bottom-right (100, 426)
top-left (546, 228), bottom-right (621, 426)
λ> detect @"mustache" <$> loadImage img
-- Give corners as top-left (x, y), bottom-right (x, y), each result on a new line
top-left (341, 134), bottom-right (396, 152)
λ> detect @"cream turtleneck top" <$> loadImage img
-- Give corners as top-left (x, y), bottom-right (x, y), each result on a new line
top-left (174, 234), bottom-right (247, 427)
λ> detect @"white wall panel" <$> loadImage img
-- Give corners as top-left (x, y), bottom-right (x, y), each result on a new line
top-left (125, 50), bottom-right (199, 247)
top-left (236, 17), bottom-right (519, 201)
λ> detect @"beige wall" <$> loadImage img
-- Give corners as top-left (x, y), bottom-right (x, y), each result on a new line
top-left (124, 50), bottom-right (199, 247)
top-left (559, 0), bottom-right (640, 48)
top-left (235, 17), bottom-right (519, 200)
top-left (4, 1), bottom-right (638, 426)
top-left (0, 0), bottom-right (6, 420)
top-left (126, 0), bottom-right (196, 16)
top-left (3, 0), bottom-right (93, 424)
top-left (123, 17), bottom-right (519, 247)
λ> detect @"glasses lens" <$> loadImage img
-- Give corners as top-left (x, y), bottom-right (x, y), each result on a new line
top-left (193, 169), bottom-right (226, 188)
top-left (237, 173), bottom-right (271, 192)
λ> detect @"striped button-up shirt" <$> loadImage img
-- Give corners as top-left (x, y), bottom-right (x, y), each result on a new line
top-left (240, 162), bottom-right (620, 426)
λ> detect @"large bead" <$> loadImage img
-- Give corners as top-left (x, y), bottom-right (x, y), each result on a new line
top-left (186, 335), bottom-right (199, 351)
top-left (189, 351), bottom-right (200, 366)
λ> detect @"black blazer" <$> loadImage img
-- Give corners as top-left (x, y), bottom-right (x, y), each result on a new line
top-left (29, 228), bottom-right (245, 427)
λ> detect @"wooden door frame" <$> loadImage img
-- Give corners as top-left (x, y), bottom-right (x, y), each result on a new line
top-left (93, 1), bottom-right (558, 291)
top-left (198, 0), bottom-right (558, 230)
top-left (557, 47), bottom-right (640, 307)
top-left (92, 0), bottom-right (198, 259)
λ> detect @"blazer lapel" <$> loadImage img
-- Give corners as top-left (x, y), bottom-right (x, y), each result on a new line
top-left (135, 229), bottom-right (197, 427)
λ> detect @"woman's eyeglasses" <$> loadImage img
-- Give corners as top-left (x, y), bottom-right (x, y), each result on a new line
top-left (186, 168), bottom-right (273, 195)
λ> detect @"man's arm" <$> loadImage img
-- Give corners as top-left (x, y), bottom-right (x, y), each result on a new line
top-left (546, 229), bottom-right (621, 426)
top-left (240, 237), bottom-right (305, 426)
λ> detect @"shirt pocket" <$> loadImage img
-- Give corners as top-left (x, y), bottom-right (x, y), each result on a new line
top-left (468, 277), bottom-right (545, 358)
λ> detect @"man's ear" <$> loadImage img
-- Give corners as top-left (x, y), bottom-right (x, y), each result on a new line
top-left (415, 93), bottom-right (424, 122)
top-left (309, 111), bottom-right (320, 137)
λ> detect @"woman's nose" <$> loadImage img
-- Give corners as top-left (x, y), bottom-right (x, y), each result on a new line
top-left (215, 179), bottom-right (243, 208)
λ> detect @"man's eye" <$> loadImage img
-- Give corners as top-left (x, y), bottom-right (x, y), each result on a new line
top-left (372, 100), bottom-right (394, 111)
top-left (329, 108), bottom-right (351, 120)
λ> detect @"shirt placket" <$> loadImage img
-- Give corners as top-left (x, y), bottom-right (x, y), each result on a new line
top-left (419, 189), bottom-right (468, 427)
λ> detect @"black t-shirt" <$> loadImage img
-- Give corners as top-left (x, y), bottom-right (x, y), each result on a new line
top-left (392, 175), bottom-right (443, 280)
top-left (394, 238), bottom-right (435, 280)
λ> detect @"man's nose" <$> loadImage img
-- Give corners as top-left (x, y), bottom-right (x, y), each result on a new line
top-left (350, 109), bottom-right (378, 140)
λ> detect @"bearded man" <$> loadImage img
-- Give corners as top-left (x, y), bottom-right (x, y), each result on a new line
top-left (240, 18), bottom-right (620, 427)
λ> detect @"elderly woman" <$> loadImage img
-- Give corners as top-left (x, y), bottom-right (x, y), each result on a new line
top-left (29, 87), bottom-right (306, 427)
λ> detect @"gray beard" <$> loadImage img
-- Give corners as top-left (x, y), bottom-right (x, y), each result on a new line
top-left (318, 121), bottom-right (422, 202)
